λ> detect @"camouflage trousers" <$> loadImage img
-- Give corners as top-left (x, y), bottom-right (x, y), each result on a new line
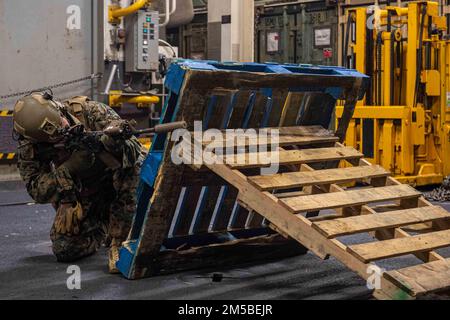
top-left (50, 165), bottom-right (140, 263)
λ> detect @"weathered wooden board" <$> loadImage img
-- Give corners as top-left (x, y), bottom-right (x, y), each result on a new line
top-left (142, 235), bottom-right (308, 277)
top-left (214, 90), bottom-right (254, 231)
top-left (185, 69), bottom-right (362, 92)
top-left (384, 258), bottom-right (450, 297)
top-left (266, 89), bottom-right (289, 128)
top-left (348, 229), bottom-right (450, 263)
top-left (249, 165), bottom-right (389, 191)
top-left (171, 90), bottom-right (235, 236)
top-left (137, 88), bottom-right (210, 257)
top-left (224, 147), bottom-right (363, 169)
top-left (280, 184), bottom-right (421, 214)
top-left (275, 125), bottom-right (334, 136)
top-left (201, 133), bottom-right (338, 149)
top-left (230, 91), bottom-right (269, 229)
top-left (313, 206), bottom-right (450, 238)
top-left (279, 93), bottom-right (303, 126)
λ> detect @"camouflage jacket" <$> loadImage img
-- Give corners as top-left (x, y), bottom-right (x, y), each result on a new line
top-left (17, 96), bottom-right (145, 204)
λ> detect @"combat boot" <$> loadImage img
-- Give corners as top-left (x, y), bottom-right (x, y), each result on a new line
top-left (108, 239), bottom-right (121, 274)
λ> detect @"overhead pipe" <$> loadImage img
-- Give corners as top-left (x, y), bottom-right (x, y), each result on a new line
top-left (159, 0), bottom-right (171, 27)
top-left (166, 0), bottom-right (194, 28)
top-left (159, 0), bottom-right (176, 19)
top-left (109, 0), bottom-right (150, 24)
top-left (169, 0), bottom-right (177, 16)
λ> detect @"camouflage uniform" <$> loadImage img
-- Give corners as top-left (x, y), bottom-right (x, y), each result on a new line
top-left (17, 96), bottom-right (146, 262)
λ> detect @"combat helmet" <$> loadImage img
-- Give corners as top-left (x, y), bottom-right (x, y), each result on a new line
top-left (13, 91), bottom-right (65, 143)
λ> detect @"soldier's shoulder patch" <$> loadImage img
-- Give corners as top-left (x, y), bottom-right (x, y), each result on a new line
top-left (85, 101), bottom-right (107, 115)
top-left (65, 97), bottom-right (89, 125)
top-left (66, 96), bottom-right (89, 114)
top-left (91, 102), bottom-right (121, 119)
top-left (18, 141), bottom-right (35, 160)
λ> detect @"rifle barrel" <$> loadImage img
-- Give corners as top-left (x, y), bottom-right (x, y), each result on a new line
top-left (135, 121), bottom-right (187, 136)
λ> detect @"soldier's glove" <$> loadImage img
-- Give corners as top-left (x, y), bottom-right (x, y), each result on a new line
top-left (54, 201), bottom-right (85, 236)
top-left (103, 120), bottom-right (135, 139)
top-left (100, 134), bottom-right (120, 153)
top-left (101, 120), bottom-right (131, 152)
top-left (61, 150), bottom-right (95, 177)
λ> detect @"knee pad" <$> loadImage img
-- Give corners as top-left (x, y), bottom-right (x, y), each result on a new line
top-left (52, 236), bottom-right (99, 263)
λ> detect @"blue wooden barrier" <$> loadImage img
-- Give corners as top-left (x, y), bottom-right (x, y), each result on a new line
top-left (117, 60), bottom-right (369, 279)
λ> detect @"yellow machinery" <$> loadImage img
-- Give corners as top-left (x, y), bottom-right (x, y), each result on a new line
top-left (108, 90), bottom-right (160, 108)
top-left (107, 0), bottom-right (160, 109)
top-left (337, 1), bottom-right (450, 186)
top-left (109, 0), bottom-right (149, 24)
top-left (108, 89), bottom-right (159, 150)
top-left (107, 0), bottom-right (160, 150)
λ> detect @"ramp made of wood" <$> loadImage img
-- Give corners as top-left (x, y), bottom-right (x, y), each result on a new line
top-left (189, 129), bottom-right (450, 299)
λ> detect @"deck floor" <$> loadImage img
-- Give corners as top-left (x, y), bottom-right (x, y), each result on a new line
top-left (1, 181), bottom-right (449, 300)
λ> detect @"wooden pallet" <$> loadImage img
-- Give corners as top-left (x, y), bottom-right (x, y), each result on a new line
top-left (117, 60), bottom-right (371, 280)
top-left (117, 60), bottom-right (450, 298)
top-left (183, 127), bottom-right (450, 299)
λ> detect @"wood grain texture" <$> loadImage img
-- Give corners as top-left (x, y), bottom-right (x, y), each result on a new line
top-left (201, 133), bottom-right (338, 149)
top-left (280, 184), bottom-right (420, 213)
top-left (249, 165), bottom-right (389, 191)
top-left (348, 229), bottom-right (450, 263)
top-left (384, 258), bottom-right (450, 296)
top-left (224, 146), bottom-right (363, 169)
top-left (313, 206), bottom-right (450, 238)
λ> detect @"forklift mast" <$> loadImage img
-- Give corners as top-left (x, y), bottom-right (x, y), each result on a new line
top-left (338, 1), bottom-right (450, 186)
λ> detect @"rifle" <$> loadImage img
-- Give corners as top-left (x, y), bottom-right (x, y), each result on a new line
top-left (103, 120), bottom-right (188, 139)
top-left (55, 120), bottom-right (187, 170)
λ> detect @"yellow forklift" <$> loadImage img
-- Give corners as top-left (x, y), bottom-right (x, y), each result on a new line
top-left (337, 1), bottom-right (450, 186)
